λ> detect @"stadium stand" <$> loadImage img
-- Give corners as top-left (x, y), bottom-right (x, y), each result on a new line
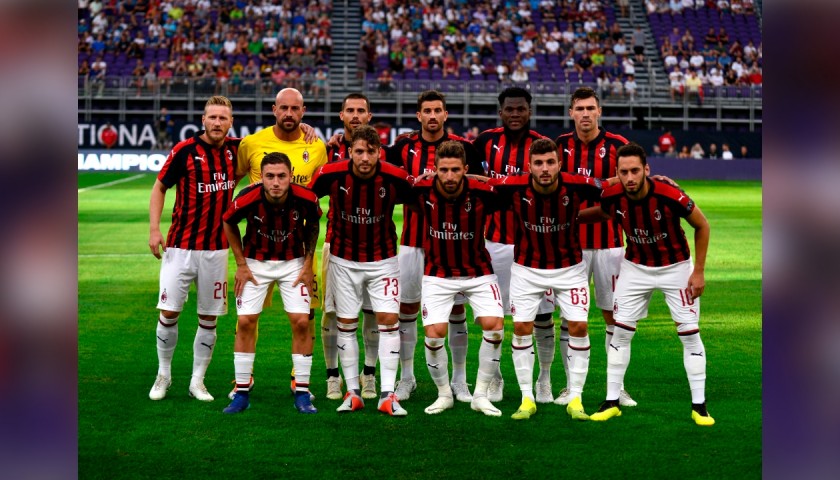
top-left (78, 0), bottom-right (761, 134)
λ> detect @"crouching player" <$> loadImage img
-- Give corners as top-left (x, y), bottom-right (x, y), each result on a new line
top-left (222, 152), bottom-right (322, 414)
top-left (580, 143), bottom-right (714, 426)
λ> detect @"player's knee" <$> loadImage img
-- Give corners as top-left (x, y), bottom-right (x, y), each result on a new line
top-left (424, 323), bottom-right (447, 339)
top-left (400, 302), bottom-right (420, 316)
top-left (567, 320), bottom-right (588, 337)
top-left (290, 314), bottom-right (310, 336)
top-left (676, 323), bottom-right (703, 348)
top-left (160, 309), bottom-right (180, 321)
top-left (513, 322), bottom-right (534, 336)
top-left (237, 315), bottom-right (259, 332)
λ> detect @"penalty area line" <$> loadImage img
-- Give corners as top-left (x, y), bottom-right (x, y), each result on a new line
top-left (78, 174), bottom-right (146, 193)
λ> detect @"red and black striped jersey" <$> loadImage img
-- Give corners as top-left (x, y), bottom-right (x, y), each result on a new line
top-left (223, 183), bottom-right (322, 261)
top-left (387, 132), bottom-right (484, 248)
top-left (410, 177), bottom-right (499, 278)
top-left (473, 127), bottom-right (548, 244)
top-left (324, 137), bottom-right (389, 243)
top-left (599, 178), bottom-right (695, 267)
top-left (308, 160), bottom-right (412, 262)
top-left (491, 173), bottom-right (603, 269)
top-left (555, 128), bottom-right (629, 249)
top-left (158, 131), bottom-right (240, 250)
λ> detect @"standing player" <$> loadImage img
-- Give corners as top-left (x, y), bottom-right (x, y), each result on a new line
top-left (387, 90), bottom-right (484, 402)
top-left (411, 141), bottom-right (506, 417)
top-left (491, 139), bottom-right (607, 421)
top-left (309, 125), bottom-right (413, 416)
top-left (473, 87), bottom-right (554, 403)
top-left (321, 93), bottom-right (382, 400)
top-left (581, 143), bottom-right (714, 426)
top-left (221, 153), bottom-right (322, 414)
top-left (233, 87), bottom-right (327, 399)
top-left (148, 95), bottom-right (239, 402)
top-left (554, 87), bottom-right (636, 407)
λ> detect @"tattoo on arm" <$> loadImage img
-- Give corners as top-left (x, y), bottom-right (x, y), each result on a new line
top-left (304, 220), bottom-right (319, 259)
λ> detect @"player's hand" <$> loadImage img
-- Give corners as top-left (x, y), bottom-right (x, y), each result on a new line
top-left (234, 264), bottom-right (257, 297)
top-left (149, 231), bottom-right (165, 259)
top-left (300, 122), bottom-right (318, 144)
top-left (414, 170), bottom-right (435, 184)
top-left (652, 175), bottom-right (679, 187)
top-left (293, 266), bottom-right (317, 300)
top-left (327, 132), bottom-right (344, 149)
top-left (687, 270), bottom-right (705, 300)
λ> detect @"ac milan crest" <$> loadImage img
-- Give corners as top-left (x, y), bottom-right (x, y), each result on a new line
top-left (237, 297), bottom-right (243, 308)
top-left (464, 201), bottom-right (472, 212)
top-left (510, 303), bottom-right (516, 315)
top-left (379, 187), bottom-right (386, 198)
top-left (599, 146), bottom-right (606, 158)
top-left (562, 196), bottom-right (569, 206)
top-left (422, 305), bottom-right (428, 319)
top-left (613, 302), bottom-right (618, 314)
top-left (654, 209), bottom-right (661, 221)
top-left (292, 210), bottom-right (300, 221)
top-left (160, 289), bottom-right (168, 304)
top-left (303, 149), bottom-right (310, 163)
top-left (226, 149), bottom-right (234, 161)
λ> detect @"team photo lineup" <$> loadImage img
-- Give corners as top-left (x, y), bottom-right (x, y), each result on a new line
top-left (147, 85), bottom-right (714, 425)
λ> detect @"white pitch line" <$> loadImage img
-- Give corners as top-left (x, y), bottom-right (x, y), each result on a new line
top-left (78, 174), bottom-right (146, 193)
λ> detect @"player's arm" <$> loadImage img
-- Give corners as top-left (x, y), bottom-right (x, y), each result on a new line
top-left (235, 141), bottom-right (251, 183)
top-left (149, 179), bottom-right (169, 259)
top-left (293, 210), bottom-right (320, 298)
top-left (685, 205), bottom-right (710, 300)
top-left (224, 220), bottom-right (257, 297)
top-left (577, 205), bottom-right (611, 224)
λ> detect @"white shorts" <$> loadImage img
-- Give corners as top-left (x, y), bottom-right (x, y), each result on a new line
top-left (398, 245), bottom-right (466, 307)
top-left (612, 259), bottom-right (700, 325)
top-left (322, 243), bottom-right (371, 314)
top-left (235, 257), bottom-right (312, 315)
top-left (510, 262), bottom-right (590, 323)
top-left (582, 247), bottom-right (624, 311)
top-left (487, 240), bottom-right (553, 315)
top-left (329, 255), bottom-right (401, 318)
top-left (421, 275), bottom-right (504, 327)
top-left (157, 247), bottom-right (228, 316)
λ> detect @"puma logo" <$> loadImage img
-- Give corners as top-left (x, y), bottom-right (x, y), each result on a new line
top-left (339, 186), bottom-right (350, 194)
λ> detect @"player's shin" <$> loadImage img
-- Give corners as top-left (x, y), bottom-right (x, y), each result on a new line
top-left (512, 334), bottom-right (535, 400)
top-left (192, 317), bottom-right (217, 384)
top-left (606, 320), bottom-right (636, 401)
top-left (677, 323), bottom-right (707, 404)
top-left (567, 334), bottom-right (591, 399)
top-left (475, 329), bottom-right (504, 398)
top-left (362, 310), bottom-right (379, 373)
top-left (398, 312), bottom-right (418, 381)
top-left (156, 314), bottom-right (179, 377)
top-left (378, 323), bottom-right (400, 393)
top-left (534, 315), bottom-right (555, 384)
top-left (337, 320), bottom-right (361, 392)
top-left (425, 337), bottom-right (452, 397)
top-left (448, 311), bottom-right (468, 384)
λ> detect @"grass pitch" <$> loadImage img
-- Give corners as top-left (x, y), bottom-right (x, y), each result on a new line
top-left (78, 173), bottom-right (761, 479)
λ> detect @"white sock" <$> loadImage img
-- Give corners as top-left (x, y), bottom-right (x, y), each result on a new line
top-left (337, 321), bottom-right (360, 391)
top-left (567, 335), bottom-right (591, 399)
top-left (425, 337), bottom-right (452, 397)
top-left (292, 354), bottom-right (313, 393)
top-left (559, 318), bottom-right (570, 387)
top-left (512, 334), bottom-right (535, 400)
top-left (233, 352), bottom-right (255, 392)
top-left (475, 329), bottom-right (503, 398)
top-left (378, 323), bottom-right (400, 393)
top-left (321, 311), bottom-right (339, 370)
top-left (605, 323), bottom-right (615, 359)
top-left (362, 311), bottom-right (379, 371)
top-left (606, 320), bottom-right (637, 401)
top-left (398, 312), bottom-right (418, 381)
top-left (156, 314), bottom-right (178, 377)
top-left (534, 318), bottom-right (555, 384)
top-left (191, 318), bottom-right (216, 385)
top-left (448, 312), bottom-right (468, 384)
top-left (678, 324), bottom-right (707, 404)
